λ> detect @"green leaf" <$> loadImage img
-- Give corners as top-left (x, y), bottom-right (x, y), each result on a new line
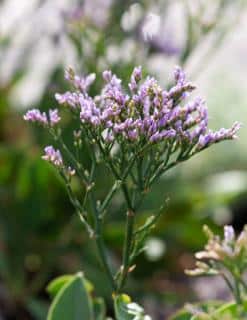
top-left (47, 272), bottom-right (94, 320)
top-left (47, 274), bottom-right (94, 299)
top-left (213, 301), bottom-right (247, 318)
top-left (93, 297), bottom-right (106, 320)
top-left (169, 309), bottom-right (193, 320)
top-left (47, 275), bottom-right (74, 299)
top-left (213, 301), bottom-right (236, 316)
top-left (169, 301), bottom-right (223, 320)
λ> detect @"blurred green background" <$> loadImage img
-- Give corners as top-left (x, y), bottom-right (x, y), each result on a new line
top-left (0, 1), bottom-right (247, 319)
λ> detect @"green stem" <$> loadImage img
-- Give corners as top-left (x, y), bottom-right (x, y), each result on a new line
top-left (220, 272), bottom-right (235, 297)
top-left (89, 193), bottom-right (117, 292)
top-left (53, 129), bottom-right (117, 291)
top-left (52, 131), bottom-right (89, 184)
top-left (134, 204), bottom-right (165, 236)
top-left (117, 209), bottom-right (135, 292)
top-left (99, 180), bottom-right (122, 214)
top-left (234, 280), bottom-right (242, 305)
top-left (117, 183), bottom-right (135, 292)
top-left (240, 278), bottom-right (247, 293)
top-left (61, 173), bottom-right (94, 236)
top-left (137, 157), bottom-right (143, 191)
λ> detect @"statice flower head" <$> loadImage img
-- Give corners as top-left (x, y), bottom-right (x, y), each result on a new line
top-left (55, 92), bottom-right (81, 109)
top-left (186, 224), bottom-right (247, 271)
top-left (129, 66), bottom-right (142, 92)
top-left (196, 122), bottom-right (241, 151)
top-left (23, 109), bottom-right (48, 125)
top-left (174, 65), bottom-right (186, 85)
top-left (65, 67), bottom-right (96, 93)
top-left (42, 146), bottom-right (63, 167)
top-left (49, 109), bottom-right (61, 126)
top-left (24, 108), bottom-right (61, 126)
top-left (24, 65), bottom-right (240, 191)
top-left (186, 225), bottom-right (247, 304)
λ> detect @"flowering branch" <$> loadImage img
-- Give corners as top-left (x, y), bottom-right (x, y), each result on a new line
top-left (186, 225), bottom-right (247, 305)
top-left (24, 65), bottom-right (240, 294)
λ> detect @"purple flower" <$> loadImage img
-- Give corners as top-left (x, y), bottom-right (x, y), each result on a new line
top-left (49, 109), bottom-right (61, 126)
top-left (128, 129), bottom-right (139, 141)
top-left (174, 66), bottom-right (186, 85)
top-left (55, 92), bottom-right (80, 108)
top-left (23, 109), bottom-right (48, 125)
top-left (26, 66), bottom-right (239, 157)
top-left (129, 66), bottom-right (142, 92)
top-left (196, 122), bottom-right (241, 151)
top-left (42, 146), bottom-right (63, 167)
top-left (24, 108), bottom-right (61, 127)
top-left (168, 67), bottom-right (196, 101)
top-left (102, 70), bottom-right (112, 82)
top-left (65, 68), bottom-right (96, 93)
top-left (224, 225), bottom-right (235, 243)
top-left (73, 73), bottom-right (96, 93)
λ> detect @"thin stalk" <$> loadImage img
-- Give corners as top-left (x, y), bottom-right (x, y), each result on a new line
top-left (234, 280), bottom-right (242, 305)
top-left (220, 272), bottom-right (235, 297)
top-left (134, 204), bottom-right (165, 236)
top-left (137, 157), bottom-right (144, 191)
top-left (240, 278), bottom-right (247, 293)
top-left (63, 134), bottom-right (116, 290)
top-left (99, 180), bottom-right (122, 214)
top-left (89, 192), bottom-right (117, 292)
top-left (61, 172), bottom-right (94, 236)
top-left (117, 208), bottom-right (135, 292)
top-left (117, 183), bottom-right (135, 292)
top-left (52, 131), bottom-right (89, 184)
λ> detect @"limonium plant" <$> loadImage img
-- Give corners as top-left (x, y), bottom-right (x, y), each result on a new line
top-left (170, 224), bottom-right (247, 320)
top-left (186, 225), bottom-right (247, 305)
top-left (24, 66), bottom-right (240, 319)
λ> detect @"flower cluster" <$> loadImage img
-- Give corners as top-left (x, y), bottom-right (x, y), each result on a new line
top-left (24, 66), bottom-right (240, 190)
top-left (193, 225), bottom-right (247, 263)
top-left (24, 66), bottom-right (240, 153)
top-left (51, 66), bottom-right (239, 151)
top-left (24, 108), bottom-right (60, 127)
top-left (186, 225), bottom-right (247, 303)
top-left (42, 146), bottom-right (63, 167)
top-left (185, 226), bottom-right (247, 283)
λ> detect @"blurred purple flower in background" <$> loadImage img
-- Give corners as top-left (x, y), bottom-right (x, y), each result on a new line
top-left (142, 13), bottom-right (161, 41)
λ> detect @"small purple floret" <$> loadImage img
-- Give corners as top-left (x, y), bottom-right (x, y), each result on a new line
top-left (23, 109), bottom-right (48, 125)
top-left (49, 109), bottom-right (61, 126)
top-left (42, 146), bottom-right (63, 167)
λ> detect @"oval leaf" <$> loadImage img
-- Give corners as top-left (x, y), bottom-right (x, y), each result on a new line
top-left (47, 272), bottom-right (94, 320)
top-left (47, 275), bottom-right (74, 299)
